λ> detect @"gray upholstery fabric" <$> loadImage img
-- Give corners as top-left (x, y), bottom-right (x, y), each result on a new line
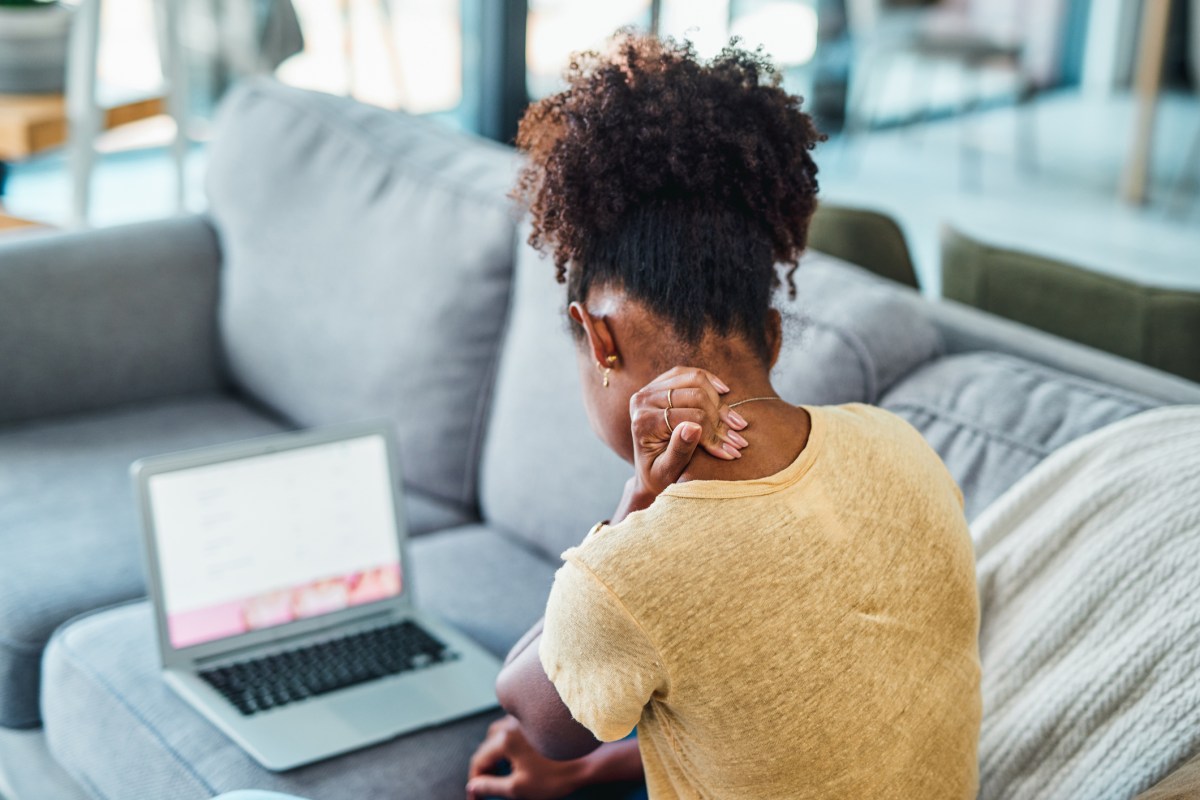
top-left (480, 245), bottom-right (943, 559)
top-left (0, 215), bottom-right (226, 427)
top-left (0, 396), bottom-right (288, 729)
top-left (477, 245), bottom-right (632, 560)
top-left (403, 494), bottom-right (479, 540)
top-left (207, 79), bottom-right (520, 511)
top-left (880, 352), bottom-right (1160, 521)
top-left (773, 255), bottom-right (943, 405)
top-left (42, 526), bottom-right (556, 800)
top-left (407, 526), bottom-right (556, 657)
top-left (0, 726), bottom-right (88, 800)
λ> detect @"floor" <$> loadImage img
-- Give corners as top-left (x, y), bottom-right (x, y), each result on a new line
top-left (2, 89), bottom-right (1198, 299)
top-left (818, 89), bottom-right (1200, 295)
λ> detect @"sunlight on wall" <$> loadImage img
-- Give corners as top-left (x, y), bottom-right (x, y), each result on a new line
top-left (278, 0), bottom-right (461, 114)
top-left (528, 0), bottom-right (818, 98)
top-left (526, 0), bottom-right (651, 97)
top-left (730, 2), bottom-right (818, 66)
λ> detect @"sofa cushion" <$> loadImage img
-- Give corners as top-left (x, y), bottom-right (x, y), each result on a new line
top-left (0, 396), bottom-right (287, 729)
top-left (772, 254), bottom-right (944, 405)
top-left (880, 352), bottom-right (1160, 521)
top-left (479, 247), bottom-right (943, 559)
top-left (207, 79), bottom-right (520, 511)
top-left (41, 526), bottom-right (556, 800)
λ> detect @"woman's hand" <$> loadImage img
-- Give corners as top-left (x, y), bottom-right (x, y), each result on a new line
top-left (466, 715), bottom-right (589, 800)
top-left (614, 367), bottom-right (749, 522)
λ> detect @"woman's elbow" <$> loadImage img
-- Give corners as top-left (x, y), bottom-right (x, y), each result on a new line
top-left (495, 674), bottom-right (600, 760)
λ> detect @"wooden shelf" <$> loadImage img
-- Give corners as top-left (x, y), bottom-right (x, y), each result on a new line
top-left (0, 92), bottom-right (164, 161)
top-left (0, 211), bottom-right (47, 232)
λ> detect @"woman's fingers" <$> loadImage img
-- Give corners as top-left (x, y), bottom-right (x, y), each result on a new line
top-left (653, 365), bottom-right (731, 395)
top-left (467, 732), bottom-right (508, 779)
top-left (723, 406), bottom-right (749, 431)
top-left (466, 773), bottom-right (517, 799)
top-left (637, 407), bottom-right (739, 460)
top-left (632, 386), bottom-right (746, 457)
top-left (648, 420), bottom-right (705, 488)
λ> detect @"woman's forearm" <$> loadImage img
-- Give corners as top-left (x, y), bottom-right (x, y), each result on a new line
top-left (578, 738), bottom-right (644, 785)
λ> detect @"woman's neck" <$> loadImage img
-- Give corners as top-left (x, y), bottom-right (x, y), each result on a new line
top-left (680, 379), bottom-right (811, 484)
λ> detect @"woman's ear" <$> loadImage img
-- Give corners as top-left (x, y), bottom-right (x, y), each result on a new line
top-left (568, 301), bottom-right (618, 366)
top-left (766, 309), bottom-right (784, 370)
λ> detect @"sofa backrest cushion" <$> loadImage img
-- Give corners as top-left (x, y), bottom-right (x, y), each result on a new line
top-left (771, 254), bottom-right (944, 405)
top-left (942, 227), bottom-right (1200, 383)
top-left (479, 246), bottom-right (943, 560)
top-left (207, 80), bottom-right (519, 510)
top-left (881, 351), bottom-right (1160, 521)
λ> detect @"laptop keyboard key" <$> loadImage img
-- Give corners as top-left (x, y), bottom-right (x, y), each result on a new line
top-left (199, 620), bottom-right (455, 716)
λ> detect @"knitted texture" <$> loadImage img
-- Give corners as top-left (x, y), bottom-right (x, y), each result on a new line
top-left (974, 406), bottom-right (1200, 799)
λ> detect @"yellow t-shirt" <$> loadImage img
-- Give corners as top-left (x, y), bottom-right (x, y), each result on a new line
top-left (539, 404), bottom-right (980, 799)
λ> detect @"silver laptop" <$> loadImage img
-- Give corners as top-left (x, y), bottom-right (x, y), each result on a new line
top-left (132, 422), bottom-right (501, 771)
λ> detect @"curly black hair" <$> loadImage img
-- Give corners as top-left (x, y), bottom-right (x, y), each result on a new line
top-left (513, 32), bottom-right (824, 362)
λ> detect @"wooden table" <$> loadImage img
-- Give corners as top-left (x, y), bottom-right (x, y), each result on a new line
top-left (0, 91), bottom-right (164, 162)
top-left (0, 210), bottom-right (48, 233)
top-left (0, 90), bottom-right (165, 216)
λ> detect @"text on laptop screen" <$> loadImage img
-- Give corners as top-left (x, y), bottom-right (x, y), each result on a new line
top-left (147, 435), bottom-right (403, 649)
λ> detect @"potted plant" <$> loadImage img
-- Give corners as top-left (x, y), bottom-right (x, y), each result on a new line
top-left (0, 0), bottom-right (75, 94)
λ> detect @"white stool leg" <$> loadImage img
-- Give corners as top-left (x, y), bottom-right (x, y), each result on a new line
top-left (221, 0), bottom-right (262, 76)
top-left (376, 0), bottom-right (406, 105)
top-left (65, 0), bottom-right (101, 227)
top-left (154, 0), bottom-right (188, 212)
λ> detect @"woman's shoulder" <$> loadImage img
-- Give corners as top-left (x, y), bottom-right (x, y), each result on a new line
top-left (811, 403), bottom-right (933, 453)
top-left (564, 496), bottom-right (703, 585)
top-left (813, 403), bottom-right (964, 510)
top-left (813, 402), bottom-right (910, 428)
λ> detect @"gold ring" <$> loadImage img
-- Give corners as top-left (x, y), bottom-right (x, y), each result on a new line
top-left (666, 388), bottom-right (674, 409)
top-left (663, 407), bottom-right (674, 433)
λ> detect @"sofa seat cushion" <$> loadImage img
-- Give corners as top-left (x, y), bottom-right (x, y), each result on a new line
top-left (480, 247), bottom-right (943, 560)
top-left (41, 525), bottom-right (555, 800)
top-left (879, 352), bottom-right (1160, 521)
top-left (208, 79), bottom-right (520, 511)
top-left (0, 396), bottom-right (288, 729)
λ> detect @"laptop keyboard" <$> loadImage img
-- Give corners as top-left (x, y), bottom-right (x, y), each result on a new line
top-left (199, 620), bottom-right (458, 716)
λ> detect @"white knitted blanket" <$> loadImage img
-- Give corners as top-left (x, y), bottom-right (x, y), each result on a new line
top-left (974, 406), bottom-right (1200, 800)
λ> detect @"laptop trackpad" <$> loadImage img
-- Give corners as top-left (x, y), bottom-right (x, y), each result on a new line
top-left (325, 680), bottom-right (440, 735)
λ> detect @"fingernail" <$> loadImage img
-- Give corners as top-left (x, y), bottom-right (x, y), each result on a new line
top-left (681, 422), bottom-right (700, 443)
top-left (729, 411), bottom-right (748, 429)
top-left (728, 431), bottom-right (749, 448)
top-left (723, 442), bottom-right (741, 458)
top-left (712, 377), bottom-right (731, 393)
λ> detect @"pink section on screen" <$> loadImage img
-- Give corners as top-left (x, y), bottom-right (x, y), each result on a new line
top-left (167, 563), bottom-right (403, 649)
top-left (169, 602), bottom-right (247, 648)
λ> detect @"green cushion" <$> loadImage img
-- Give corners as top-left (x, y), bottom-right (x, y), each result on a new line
top-left (941, 228), bottom-right (1200, 383)
top-left (807, 204), bottom-right (919, 289)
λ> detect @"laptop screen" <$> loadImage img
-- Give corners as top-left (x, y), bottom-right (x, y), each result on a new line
top-left (146, 434), bottom-right (403, 649)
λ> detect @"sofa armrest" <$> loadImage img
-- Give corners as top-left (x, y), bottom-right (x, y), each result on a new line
top-left (0, 214), bottom-right (226, 426)
top-left (1136, 751), bottom-right (1200, 799)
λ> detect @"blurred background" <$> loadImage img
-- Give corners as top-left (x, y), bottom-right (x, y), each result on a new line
top-left (0, 0), bottom-right (1196, 294)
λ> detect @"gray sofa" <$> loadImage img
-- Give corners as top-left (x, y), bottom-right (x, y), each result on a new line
top-left (2, 79), bottom-right (1199, 800)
